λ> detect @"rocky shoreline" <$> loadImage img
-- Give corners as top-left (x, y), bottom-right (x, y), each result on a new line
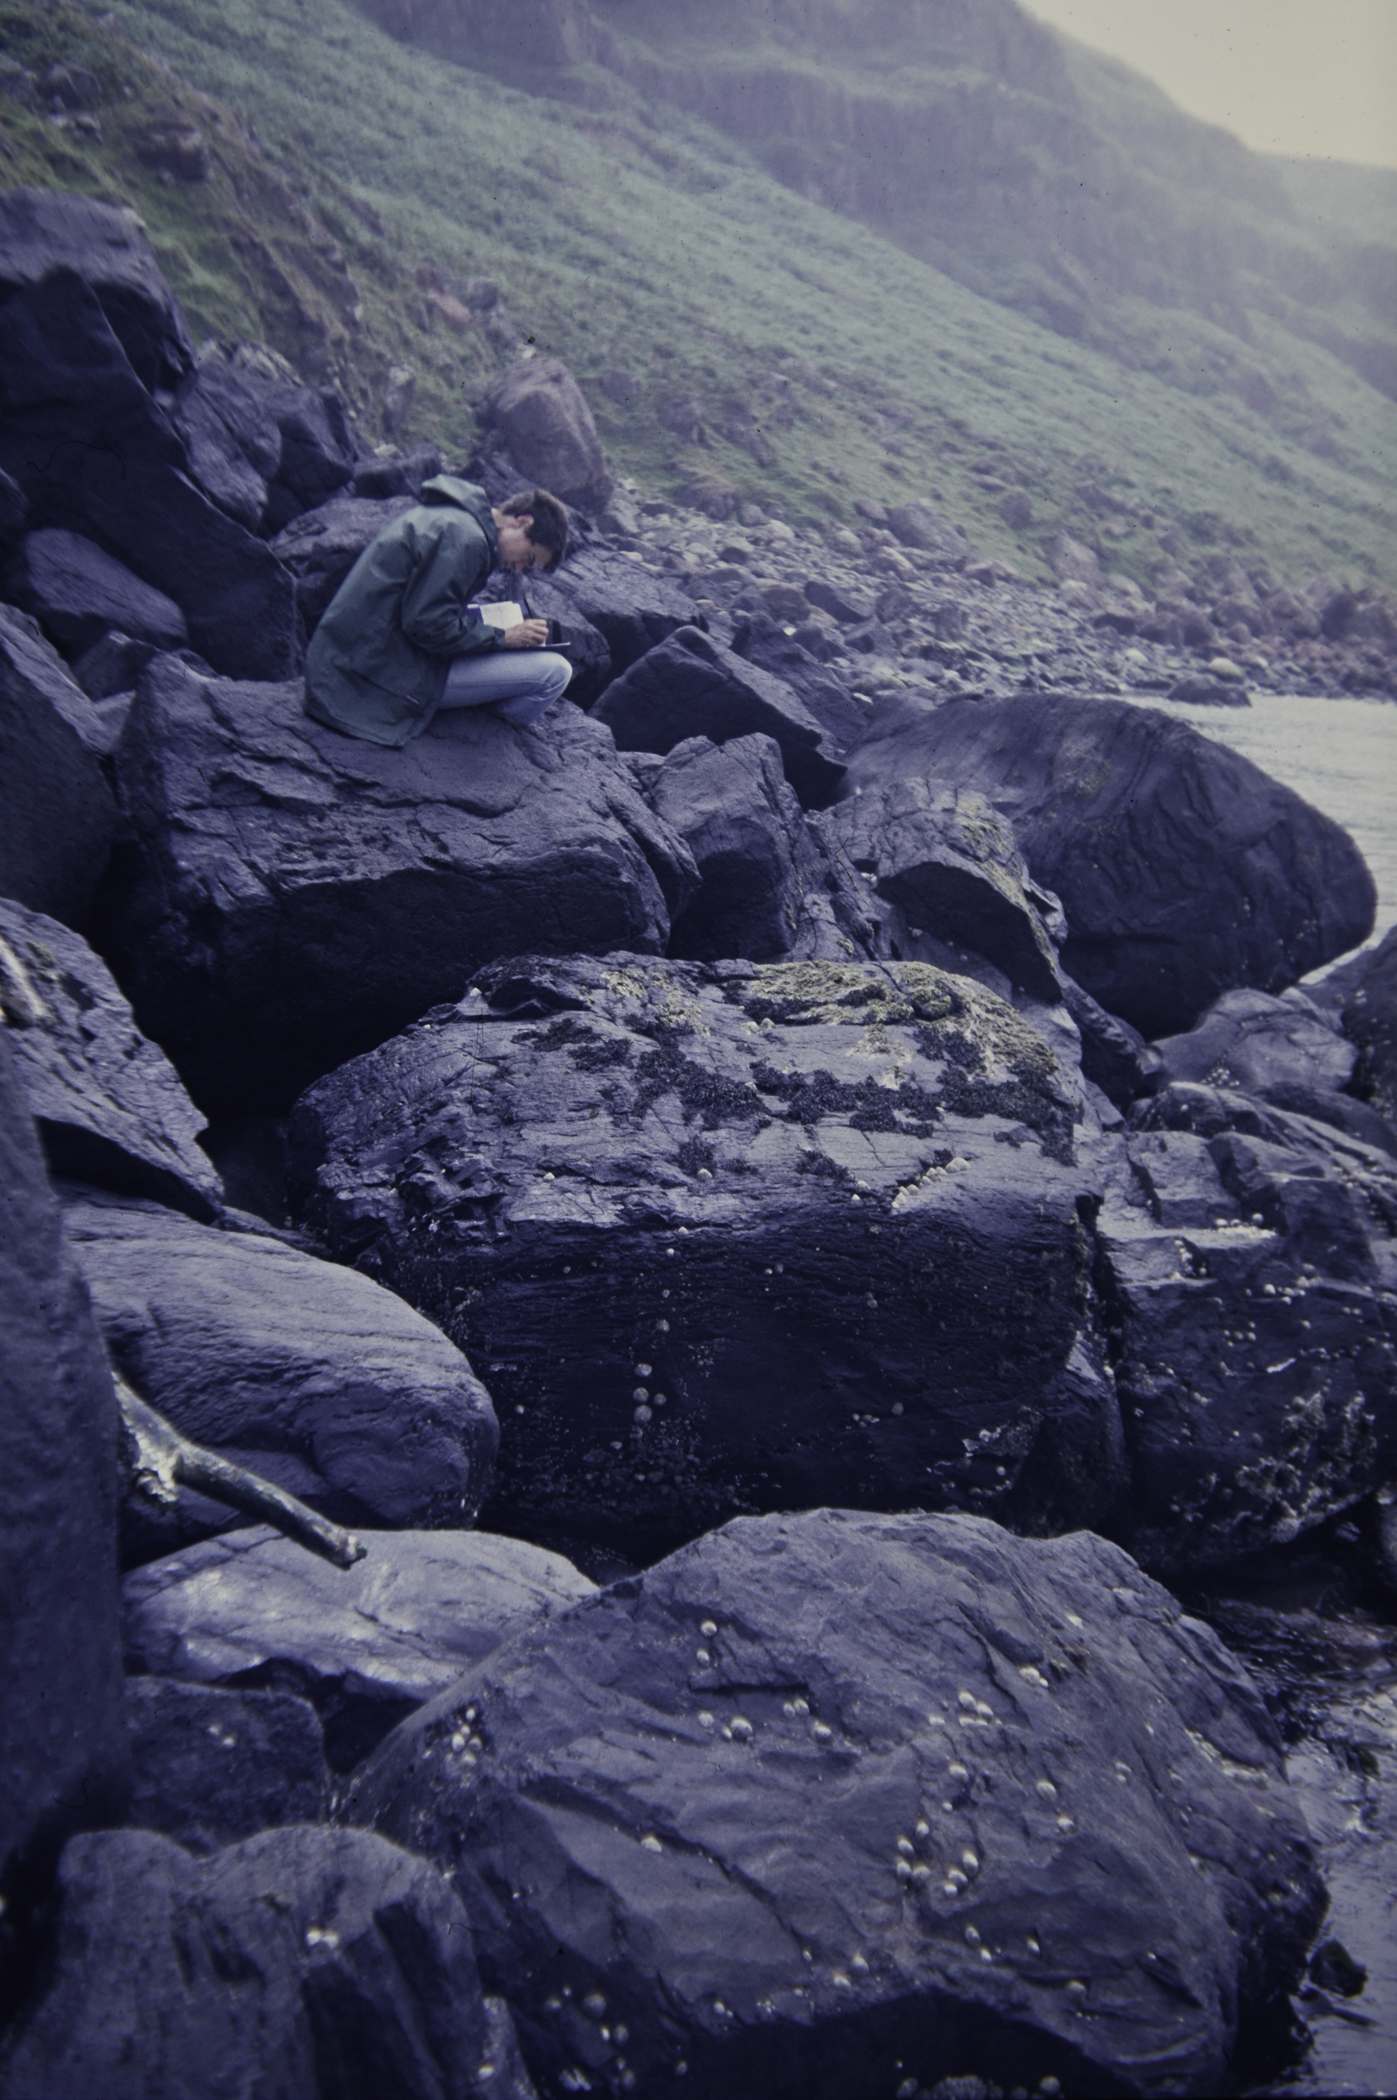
top-left (3, 188), bottom-right (1397, 2099)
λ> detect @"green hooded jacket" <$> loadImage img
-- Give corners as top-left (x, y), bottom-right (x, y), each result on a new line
top-left (303, 475), bottom-right (503, 747)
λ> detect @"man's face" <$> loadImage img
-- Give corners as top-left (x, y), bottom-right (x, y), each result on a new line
top-left (497, 515), bottom-right (550, 572)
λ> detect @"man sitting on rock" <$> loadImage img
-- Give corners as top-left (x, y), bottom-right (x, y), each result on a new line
top-left (304, 476), bottom-right (572, 747)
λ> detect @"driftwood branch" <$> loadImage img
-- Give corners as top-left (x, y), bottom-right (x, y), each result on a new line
top-left (114, 1372), bottom-right (366, 1570)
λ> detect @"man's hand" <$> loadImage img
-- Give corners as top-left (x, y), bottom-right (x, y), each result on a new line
top-left (501, 618), bottom-right (549, 649)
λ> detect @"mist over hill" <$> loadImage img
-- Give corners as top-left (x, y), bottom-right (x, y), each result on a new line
top-left (3, 0), bottom-right (1394, 588)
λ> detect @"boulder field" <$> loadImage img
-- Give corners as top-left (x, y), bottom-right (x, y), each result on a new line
top-left (2, 185), bottom-right (1395, 2100)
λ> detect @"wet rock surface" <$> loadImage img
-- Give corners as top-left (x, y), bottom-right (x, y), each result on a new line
top-left (292, 953), bottom-right (1120, 1560)
top-left (1094, 1085), bottom-right (1397, 1572)
top-left (844, 692), bottom-right (1376, 1038)
top-left (0, 272), bottom-right (299, 680)
top-left (95, 653), bottom-right (695, 1117)
top-left (820, 778), bottom-right (1064, 1003)
top-left (0, 896), bottom-right (222, 1220)
top-left (64, 1189), bottom-right (499, 1536)
top-left (125, 1676), bottom-right (328, 1853)
top-left (6, 526), bottom-right (188, 658)
top-left (122, 1525), bottom-right (595, 1771)
top-left (0, 1032), bottom-right (129, 1896)
top-left (642, 733), bottom-right (876, 963)
top-left (0, 1824), bottom-right (514, 2100)
top-left (0, 187), bottom-right (193, 394)
top-left (593, 623), bottom-right (847, 807)
top-left (349, 1508), bottom-right (1323, 2100)
top-left (0, 603), bottom-right (115, 928)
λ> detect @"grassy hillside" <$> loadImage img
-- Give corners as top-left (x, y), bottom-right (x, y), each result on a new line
top-left (2, 0), bottom-right (1394, 591)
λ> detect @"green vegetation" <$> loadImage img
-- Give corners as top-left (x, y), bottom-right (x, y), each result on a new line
top-left (2, 0), bottom-right (1393, 589)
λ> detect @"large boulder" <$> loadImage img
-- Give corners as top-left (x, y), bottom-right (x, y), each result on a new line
top-left (0, 187), bottom-right (193, 393)
top-left (728, 608), bottom-right (869, 756)
top-left (644, 734), bottom-right (877, 963)
top-left (481, 357), bottom-right (612, 514)
top-left (885, 499), bottom-right (970, 565)
top-left (819, 779), bottom-right (1063, 1003)
top-left (0, 603), bottom-right (115, 926)
top-left (123, 1525), bottom-right (596, 1770)
top-left (845, 693), bottom-right (1376, 1038)
top-left (348, 1508), bottom-right (1323, 2100)
top-left (1148, 985), bottom-right (1389, 1148)
top-left (259, 373), bottom-right (358, 532)
top-left (95, 655), bottom-right (697, 1117)
top-left (64, 1190), bottom-right (499, 1534)
top-left (125, 1677), bottom-right (327, 1854)
top-left (0, 1824), bottom-right (519, 2100)
top-left (0, 271), bottom-right (298, 679)
top-left (593, 625), bottom-right (847, 807)
top-left (271, 493), bottom-right (414, 635)
top-left (6, 527), bottom-right (188, 659)
top-left (170, 345), bottom-right (284, 533)
top-left (1097, 1082), bottom-right (1397, 1571)
top-left (291, 954), bottom-right (1121, 1561)
top-left (0, 896), bottom-right (222, 1221)
top-left (0, 1031), bottom-right (128, 1898)
top-left (546, 545), bottom-right (699, 682)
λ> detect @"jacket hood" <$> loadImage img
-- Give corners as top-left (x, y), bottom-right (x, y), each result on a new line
top-left (419, 474), bottom-right (492, 517)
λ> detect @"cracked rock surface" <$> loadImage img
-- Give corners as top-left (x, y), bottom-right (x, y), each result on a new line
top-left (292, 953), bottom-right (1121, 1560)
top-left (65, 1189), bottom-right (499, 1537)
top-left (96, 653), bottom-right (696, 1117)
top-left (347, 1507), bottom-right (1323, 2100)
top-left (0, 894), bottom-right (222, 1220)
top-left (123, 1524), bottom-right (595, 1771)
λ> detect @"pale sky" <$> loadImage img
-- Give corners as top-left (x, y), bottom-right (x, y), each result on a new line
top-left (1024, 0), bottom-right (1397, 169)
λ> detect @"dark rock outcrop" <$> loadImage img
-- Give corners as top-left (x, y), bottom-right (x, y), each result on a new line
top-left (480, 357), bottom-right (612, 515)
top-left (545, 545), bottom-right (699, 683)
top-left (0, 187), bottom-right (193, 393)
top-left (593, 625), bottom-right (846, 807)
top-left (1097, 1082), bottom-right (1397, 1570)
top-left (96, 655), bottom-right (696, 1117)
top-left (0, 1031), bottom-right (128, 1898)
top-left (292, 954), bottom-right (1120, 1560)
top-left (171, 345), bottom-right (285, 533)
top-left (123, 1525), bottom-right (595, 1771)
top-left (0, 1825), bottom-right (519, 2100)
top-left (0, 603), bottom-right (116, 928)
top-left (271, 493), bottom-right (414, 636)
top-left (1060, 976), bottom-right (1162, 1110)
top-left (349, 1508), bottom-right (1322, 2100)
top-left (6, 527), bottom-right (188, 659)
top-left (1151, 986), bottom-right (1357, 1104)
top-left (65, 1190), bottom-right (499, 1536)
top-left (820, 778), bottom-right (1063, 1003)
top-left (845, 692), bottom-right (1376, 1038)
top-left (644, 734), bottom-right (876, 963)
top-left (728, 606), bottom-right (869, 755)
top-left (0, 272), bottom-right (299, 679)
top-left (125, 1677), bottom-right (327, 1854)
top-left (0, 896), bottom-right (223, 1221)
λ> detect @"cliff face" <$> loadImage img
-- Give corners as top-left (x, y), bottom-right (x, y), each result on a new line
top-left (349, 0), bottom-right (1393, 389)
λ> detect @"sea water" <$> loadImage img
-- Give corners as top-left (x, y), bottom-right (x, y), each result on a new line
top-left (1131, 690), bottom-right (1397, 962)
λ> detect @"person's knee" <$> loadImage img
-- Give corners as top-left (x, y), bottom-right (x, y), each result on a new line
top-left (543, 651), bottom-right (572, 700)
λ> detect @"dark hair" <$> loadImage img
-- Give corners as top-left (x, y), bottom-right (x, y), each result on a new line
top-left (499, 488), bottom-right (569, 570)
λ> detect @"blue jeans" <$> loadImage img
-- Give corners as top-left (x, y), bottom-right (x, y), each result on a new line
top-left (436, 647), bottom-right (572, 727)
